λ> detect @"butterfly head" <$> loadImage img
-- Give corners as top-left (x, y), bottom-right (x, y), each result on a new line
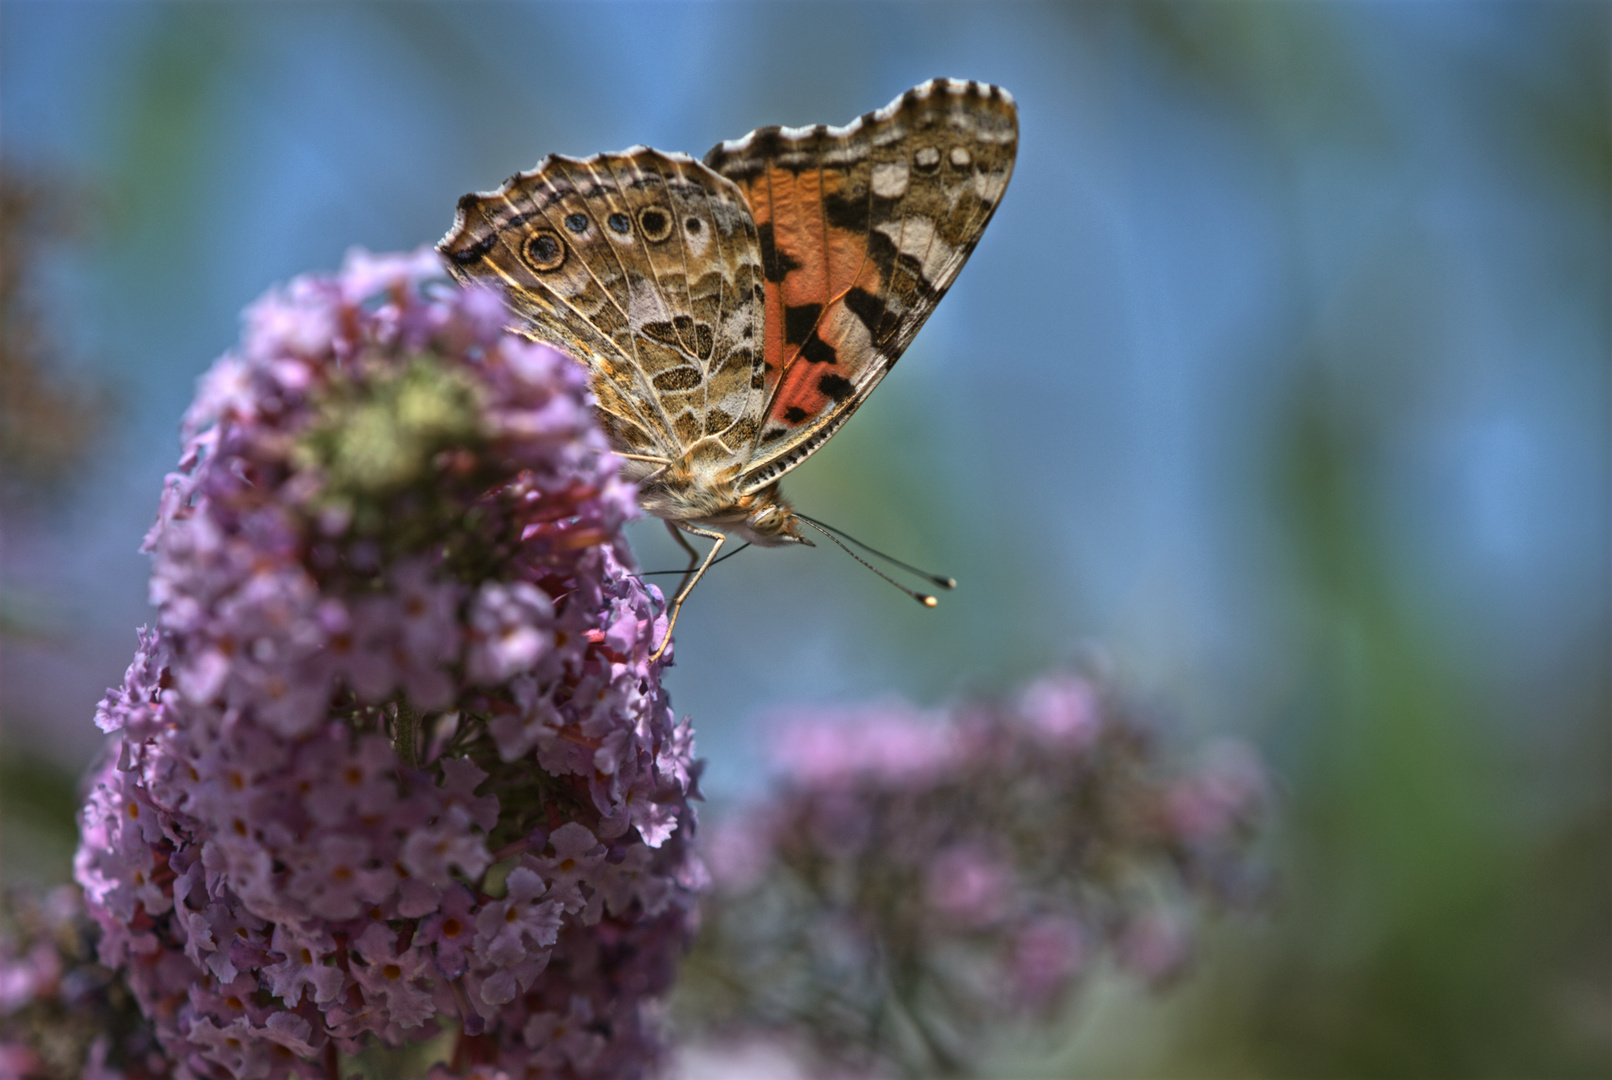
top-left (737, 487), bottom-right (811, 548)
top-left (689, 483), bottom-right (809, 549)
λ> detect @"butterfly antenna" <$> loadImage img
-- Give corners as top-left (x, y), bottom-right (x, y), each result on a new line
top-left (641, 543), bottom-right (752, 577)
top-left (794, 516), bottom-right (941, 608)
top-left (794, 513), bottom-right (956, 591)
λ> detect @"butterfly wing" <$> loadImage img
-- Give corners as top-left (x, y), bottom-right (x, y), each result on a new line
top-left (703, 78), bottom-right (1018, 495)
top-left (438, 149), bottom-right (769, 471)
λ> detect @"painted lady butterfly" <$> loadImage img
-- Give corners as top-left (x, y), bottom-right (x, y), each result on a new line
top-left (438, 78), bottom-right (1017, 657)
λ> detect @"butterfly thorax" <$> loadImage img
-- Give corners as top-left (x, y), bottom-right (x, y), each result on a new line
top-left (636, 458), bottom-right (806, 547)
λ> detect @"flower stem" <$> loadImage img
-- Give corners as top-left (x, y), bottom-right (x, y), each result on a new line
top-left (393, 700), bottom-right (420, 770)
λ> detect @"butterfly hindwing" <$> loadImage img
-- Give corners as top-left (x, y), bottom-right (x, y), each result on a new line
top-left (703, 78), bottom-right (1018, 493)
top-left (439, 149), bottom-right (769, 468)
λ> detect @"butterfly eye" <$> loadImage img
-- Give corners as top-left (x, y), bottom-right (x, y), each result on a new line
top-left (563, 212), bottom-right (588, 234)
top-left (607, 212), bottom-right (631, 235)
top-left (637, 206), bottom-right (673, 243)
top-left (523, 231), bottom-right (565, 272)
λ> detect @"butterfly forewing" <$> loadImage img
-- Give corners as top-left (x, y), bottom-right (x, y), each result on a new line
top-left (702, 78), bottom-right (1018, 493)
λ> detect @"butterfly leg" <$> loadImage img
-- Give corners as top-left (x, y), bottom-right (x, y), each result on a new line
top-left (651, 522), bottom-right (725, 662)
top-left (665, 519), bottom-right (702, 596)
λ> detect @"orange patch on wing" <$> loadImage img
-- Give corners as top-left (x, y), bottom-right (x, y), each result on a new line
top-left (765, 306), bottom-right (860, 424)
top-left (740, 167), bottom-right (887, 428)
top-left (768, 377), bottom-right (825, 425)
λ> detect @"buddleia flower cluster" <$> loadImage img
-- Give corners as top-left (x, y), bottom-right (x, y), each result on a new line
top-left (72, 250), bottom-right (702, 1080)
top-left (685, 671), bottom-right (1269, 1078)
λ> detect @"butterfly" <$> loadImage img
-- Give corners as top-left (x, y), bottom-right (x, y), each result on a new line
top-left (437, 78), bottom-right (1017, 658)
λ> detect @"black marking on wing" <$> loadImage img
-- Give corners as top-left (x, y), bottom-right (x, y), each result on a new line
top-left (757, 222), bottom-right (802, 283)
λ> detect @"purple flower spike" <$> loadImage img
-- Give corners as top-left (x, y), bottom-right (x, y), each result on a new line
top-left (75, 249), bottom-right (700, 1080)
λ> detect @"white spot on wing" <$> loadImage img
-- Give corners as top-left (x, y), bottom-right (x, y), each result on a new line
top-left (822, 301), bottom-right (874, 357)
top-left (871, 162), bottom-right (909, 198)
top-left (875, 216), bottom-right (956, 284)
top-left (973, 171), bottom-right (1008, 202)
top-left (627, 279), bottom-right (670, 330)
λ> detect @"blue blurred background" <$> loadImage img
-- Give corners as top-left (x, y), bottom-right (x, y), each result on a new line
top-left (3, 3), bottom-right (1606, 1075)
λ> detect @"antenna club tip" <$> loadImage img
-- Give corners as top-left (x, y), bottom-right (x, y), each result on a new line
top-left (920, 595), bottom-right (939, 608)
top-left (938, 577), bottom-right (958, 589)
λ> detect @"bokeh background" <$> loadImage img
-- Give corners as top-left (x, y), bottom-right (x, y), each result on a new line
top-left (3, 3), bottom-right (1607, 1076)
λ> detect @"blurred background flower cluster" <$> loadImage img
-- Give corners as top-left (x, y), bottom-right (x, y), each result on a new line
top-left (681, 672), bottom-right (1268, 1078)
top-left (3, 3), bottom-right (1606, 1077)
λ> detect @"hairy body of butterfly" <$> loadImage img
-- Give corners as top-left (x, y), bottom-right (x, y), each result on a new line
top-left (439, 78), bottom-right (1017, 657)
